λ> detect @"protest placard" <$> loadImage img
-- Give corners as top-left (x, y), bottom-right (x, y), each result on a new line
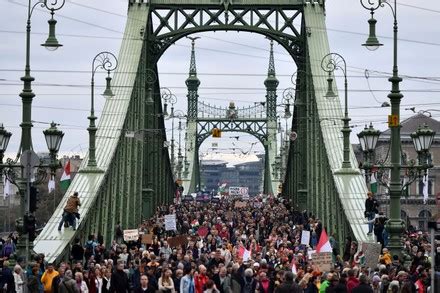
top-left (234, 201), bottom-right (247, 208)
top-left (141, 233), bottom-right (154, 245)
top-left (301, 230), bottom-right (311, 245)
top-left (311, 252), bottom-right (332, 272)
top-left (363, 242), bottom-right (382, 269)
top-left (123, 229), bottom-right (139, 242)
top-left (167, 235), bottom-right (189, 248)
top-left (164, 214), bottom-right (177, 231)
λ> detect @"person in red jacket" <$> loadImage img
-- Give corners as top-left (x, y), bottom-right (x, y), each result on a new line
top-left (346, 269), bottom-right (360, 293)
top-left (194, 265), bottom-right (209, 293)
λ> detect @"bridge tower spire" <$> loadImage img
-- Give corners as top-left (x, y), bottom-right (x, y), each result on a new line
top-left (265, 39), bottom-right (279, 120)
top-left (186, 37), bottom-right (201, 121)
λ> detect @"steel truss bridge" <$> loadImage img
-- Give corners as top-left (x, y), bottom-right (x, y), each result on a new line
top-left (35, 0), bottom-right (370, 262)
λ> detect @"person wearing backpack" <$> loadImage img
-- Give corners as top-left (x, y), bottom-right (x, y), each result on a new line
top-left (58, 270), bottom-right (78, 293)
top-left (84, 235), bottom-right (98, 260)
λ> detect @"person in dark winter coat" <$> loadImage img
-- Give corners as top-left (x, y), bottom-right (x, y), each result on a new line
top-left (274, 272), bottom-right (301, 293)
top-left (58, 270), bottom-right (79, 293)
top-left (351, 275), bottom-right (373, 293)
top-left (134, 275), bottom-right (155, 293)
top-left (109, 261), bottom-right (130, 293)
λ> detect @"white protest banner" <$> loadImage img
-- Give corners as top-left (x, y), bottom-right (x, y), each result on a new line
top-left (164, 214), bottom-right (177, 231)
top-left (363, 242), bottom-right (382, 269)
top-left (123, 229), bottom-right (139, 242)
top-left (311, 252), bottom-right (332, 272)
top-left (301, 230), bottom-right (311, 246)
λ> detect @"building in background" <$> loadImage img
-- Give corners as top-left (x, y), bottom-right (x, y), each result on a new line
top-left (200, 153), bottom-right (264, 195)
top-left (354, 113), bottom-right (440, 231)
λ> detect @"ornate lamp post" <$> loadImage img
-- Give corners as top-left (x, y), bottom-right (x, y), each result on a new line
top-left (82, 52), bottom-right (118, 172)
top-left (0, 0), bottom-right (66, 261)
top-left (357, 122), bottom-right (435, 259)
top-left (0, 122), bottom-right (64, 261)
top-left (359, 0), bottom-right (433, 258)
top-left (321, 53), bottom-right (357, 173)
top-left (160, 88), bottom-right (178, 174)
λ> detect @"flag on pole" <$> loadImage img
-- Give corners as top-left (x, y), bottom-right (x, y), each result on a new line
top-left (370, 171), bottom-right (378, 194)
top-left (402, 169), bottom-right (409, 196)
top-left (2, 175), bottom-right (13, 199)
top-left (48, 175), bottom-right (56, 193)
top-left (290, 257), bottom-right (297, 274)
top-left (60, 160), bottom-right (71, 191)
top-left (423, 171), bottom-right (429, 204)
top-left (316, 228), bottom-right (332, 253)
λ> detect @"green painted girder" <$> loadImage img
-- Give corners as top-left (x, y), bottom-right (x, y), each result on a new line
top-left (147, 2), bottom-right (304, 63)
top-left (196, 118), bottom-right (268, 148)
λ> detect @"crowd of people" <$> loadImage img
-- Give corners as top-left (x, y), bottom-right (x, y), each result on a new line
top-left (0, 193), bottom-right (439, 293)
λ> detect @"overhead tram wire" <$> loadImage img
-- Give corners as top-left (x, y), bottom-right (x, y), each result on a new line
top-left (1, 80), bottom-right (440, 93)
top-left (5, 1), bottom-right (440, 79)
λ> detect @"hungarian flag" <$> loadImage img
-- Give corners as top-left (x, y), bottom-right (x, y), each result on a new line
top-left (60, 160), bottom-right (71, 191)
top-left (370, 170), bottom-right (377, 194)
top-left (290, 257), bottom-right (297, 274)
top-left (238, 246), bottom-right (251, 262)
top-left (316, 228), bottom-right (332, 253)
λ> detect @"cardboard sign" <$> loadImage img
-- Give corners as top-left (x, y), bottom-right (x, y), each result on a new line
top-left (311, 252), bottom-right (332, 272)
top-left (182, 195), bottom-right (194, 202)
top-left (301, 230), bottom-right (311, 246)
top-left (363, 242), bottom-right (382, 269)
top-left (234, 201), bottom-right (247, 208)
top-left (167, 235), bottom-right (189, 248)
top-left (142, 233), bottom-right (154, 245)
top-left (123, 229), bottom-right (139, 242)
top-left (164, 214), bottom-right (177, 231)
top-left (197, 226), bottom-right (209, 237)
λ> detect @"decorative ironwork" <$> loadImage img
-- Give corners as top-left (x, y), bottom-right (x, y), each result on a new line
top-left (196, 119), bottom-right (267, 148)
top-left (197, 101), bottom-right (266, 119)
top-left (147, 2), bottom-right (304, 62)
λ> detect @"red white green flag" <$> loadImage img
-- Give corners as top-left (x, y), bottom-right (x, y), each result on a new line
top-left (60, 160), bottom-right (71, 191)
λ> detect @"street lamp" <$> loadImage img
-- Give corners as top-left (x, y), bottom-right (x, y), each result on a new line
top-left (0, 0), bottom-right (66, 262)
top-left (282, 88), bottom-right (295, 119)
top-left (0, 125), bottom-right (12, 163)
top-left (0, 122), bottom-right (64, 261)
top-left (357, 122), bottom-right (435, 258)
top-left (411, 124), bottom-right (435, 165)
top-left (82, 52), bottom-right (118, 172)
top-left (360, 0), bottom-right (435, 259)
top-left (321, 53), bottom-right (355, 171)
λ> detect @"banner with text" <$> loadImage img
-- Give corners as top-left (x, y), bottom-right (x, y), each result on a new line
top-left (164, 214), bottom-right (177, 231)
top-left (123, 229), bottom-right (139, 242)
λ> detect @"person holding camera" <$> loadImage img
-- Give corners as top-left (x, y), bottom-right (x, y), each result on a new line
top-left (364, 192), bottom-right (379, 236)
top-left (58, 192), bottom-right (81, 231)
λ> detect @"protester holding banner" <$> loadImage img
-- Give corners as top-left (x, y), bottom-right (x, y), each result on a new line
top-left (1, 193), bottom-right (439, 293)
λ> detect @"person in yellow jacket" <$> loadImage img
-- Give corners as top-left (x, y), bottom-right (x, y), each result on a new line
top-left (41, 264), bottom-right (59, 293)
top-left (379, 248), bottom-right (392, 265)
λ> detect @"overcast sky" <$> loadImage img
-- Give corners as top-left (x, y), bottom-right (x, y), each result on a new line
top-left (1, 0), bottom-right (439, 158)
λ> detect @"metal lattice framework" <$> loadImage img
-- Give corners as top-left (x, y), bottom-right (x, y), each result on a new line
top-left (196, 118), bottom-right (268, 147)
top-left (197, 101), bottom-right (266, 119)
top-left (147, 0), bottom-right (304, 62)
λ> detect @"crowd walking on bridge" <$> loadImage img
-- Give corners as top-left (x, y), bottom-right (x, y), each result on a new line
top-left (0, 193), bottom-right (439, 293)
